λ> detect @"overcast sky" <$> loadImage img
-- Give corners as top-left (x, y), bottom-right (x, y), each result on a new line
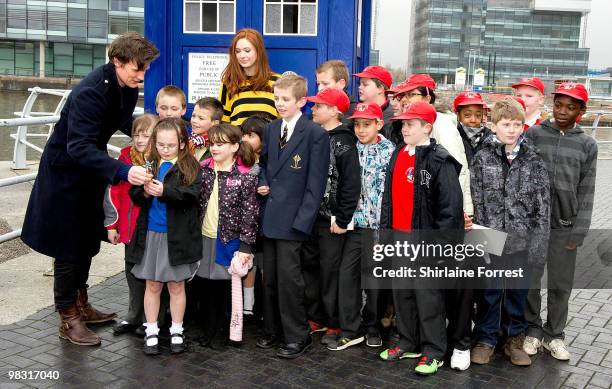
top-left (376, 0), bottom-right (612, 70)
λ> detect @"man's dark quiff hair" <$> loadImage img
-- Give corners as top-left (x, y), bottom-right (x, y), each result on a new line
top-left (108, 32), bottom-right (159, 70)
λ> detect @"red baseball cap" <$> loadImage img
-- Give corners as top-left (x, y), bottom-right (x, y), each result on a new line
top-left (307, 88), bottom-right (350, 113)
top-left (392, 102), bottom-right (437, 124)
top-left (453, 92), bottom-right (486, 112)
top-left (512, 77), bottom-right (545, 95)
top-left (388, 74), bottom-right (437, 95)
top-left (353, 66), bottom-right (393, 89)
top-left (348, 102), bottom-right (383, 120)
top-left (511, 96), bottom-right (527, 111)
top-left (553, 82), bottom-right (589, 104)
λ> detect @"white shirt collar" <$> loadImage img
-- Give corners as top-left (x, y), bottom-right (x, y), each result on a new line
top-left (403, 139), bottom-right (430, 156)
top-left (282, 111), bottom-right (302, 141)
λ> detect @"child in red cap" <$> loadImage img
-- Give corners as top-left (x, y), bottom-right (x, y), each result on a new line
top-left (446, 91), bottom-right (493, 371)
top-left (523, 82), bottom-right (597, 362)
top-left (352, 66), bottom-right (394, 137)
top-left (331, 102), bottom-right (395, 350)
top-left (512, 77), bottom-right (546, 131)
top-left (301, 88), bottom-right (362, 348)
top-left (379, 102), bottom-right (464, 376)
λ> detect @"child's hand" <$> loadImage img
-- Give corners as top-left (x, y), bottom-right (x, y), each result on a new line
top-left (128, 166), bottom-right (153, 185)
top-left (257, 186), bottom-right (270, 195)
top-left (236, 251), bottom-right (252, 267)
top-left (464, 213), bottom-right (474, 231)
top-left (107, 230), bottom-right (120, 245)
top-left (145, 179), bottom-right (164, 197)
top-left (330, 222), bottom-right (347, 235)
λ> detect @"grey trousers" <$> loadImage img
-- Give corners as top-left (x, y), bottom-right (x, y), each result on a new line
top-left (525, 236), bottom-right (577, 341)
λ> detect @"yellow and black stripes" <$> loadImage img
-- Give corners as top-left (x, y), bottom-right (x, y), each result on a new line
top-left (219, 74), bottom-right (280, 126)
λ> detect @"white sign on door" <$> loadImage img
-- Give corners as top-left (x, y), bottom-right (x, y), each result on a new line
top-left (188, 52), bottom-right (230, 104)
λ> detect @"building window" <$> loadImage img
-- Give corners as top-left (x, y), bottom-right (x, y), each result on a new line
top-left (264, 0), bottom-right (317, 35)
top-left (0, 41), bottom-right (14, 75)
top-left (184, 0), bottom-right (235, 34)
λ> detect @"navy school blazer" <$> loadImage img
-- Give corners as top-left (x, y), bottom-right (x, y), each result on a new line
top-left (258, 115), bottom-right (330, 241)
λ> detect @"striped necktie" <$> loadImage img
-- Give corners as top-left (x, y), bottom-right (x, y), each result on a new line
top-left (280, 124), bottom-right (289, 149)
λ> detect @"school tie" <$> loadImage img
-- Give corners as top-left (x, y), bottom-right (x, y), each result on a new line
top-left (280, 125), bottom-right (288, 149)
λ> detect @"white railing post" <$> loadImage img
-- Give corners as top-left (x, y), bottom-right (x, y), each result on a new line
top-left (591, 112), bottom-right (603, 140)
top-left (12, 88), bottom-right (41, 170)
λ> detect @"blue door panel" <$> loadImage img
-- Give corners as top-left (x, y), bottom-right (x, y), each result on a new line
top-left (145, 0), bottom-right (370, 113)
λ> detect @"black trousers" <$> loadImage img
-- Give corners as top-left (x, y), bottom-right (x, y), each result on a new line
top-left (338, 229), bottom-right (363, 337)
top-left (194, 277), bottom-right (231, 339)
top-left (393, 288), bottom-right (447, 360)
top-left (302, 219), bottom-right (345, 328)
top-left (263, 238), bottom-right (309, 344)
top-left (54, 257), bottom-right (92, 309)
top-left (301, 234), bottom-right (325, 324)
top-left (445, 288), bottom-right (474, 351)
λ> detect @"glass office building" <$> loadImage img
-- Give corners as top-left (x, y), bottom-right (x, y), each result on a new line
top-left (409, 0), bottom-right (591, 85)
top-left (0, 0), bottom-right (144, 77)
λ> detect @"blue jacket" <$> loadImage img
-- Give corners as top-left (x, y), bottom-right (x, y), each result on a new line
top-left (258, 115), bottom-right (330, 241)
top-left (22, 63), bottom-right (138, 261)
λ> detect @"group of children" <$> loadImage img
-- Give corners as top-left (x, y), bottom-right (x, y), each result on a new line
top-left (104, 55), bottom-right (596, 376)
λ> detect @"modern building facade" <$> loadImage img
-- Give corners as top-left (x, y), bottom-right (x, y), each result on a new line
top-left (409, 0), bottom-right (591, 86)
top-left (0, 0), bottom-right (144, 77)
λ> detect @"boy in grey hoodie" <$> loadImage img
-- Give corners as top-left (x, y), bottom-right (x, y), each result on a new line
top-left (523, 83), bottom-right (597, 361)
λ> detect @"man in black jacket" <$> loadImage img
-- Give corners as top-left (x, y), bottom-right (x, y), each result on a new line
top-left (21, 32), bottom-right (159, 346)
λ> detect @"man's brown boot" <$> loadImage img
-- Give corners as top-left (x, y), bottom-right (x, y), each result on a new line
top-left (471, 343), bottom-right (494, 365)
top-left (58, 305), bottom-right (101, 346)
top-left (76, 288), bottom-right (117, 324)
top-left (504, 334), bottom-right (532, 366)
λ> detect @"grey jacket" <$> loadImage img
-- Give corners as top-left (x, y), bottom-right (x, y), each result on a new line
top-left (525, 119), bottom-right (597, 245)
top-left (471, 136), bottom-right (551, 261)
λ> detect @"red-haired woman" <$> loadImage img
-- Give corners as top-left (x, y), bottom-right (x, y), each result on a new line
top-left (219, 28), bottom-right (280, 126)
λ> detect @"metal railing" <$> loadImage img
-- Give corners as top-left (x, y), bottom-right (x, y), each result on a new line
top-left (0, 86), bottom-right (144, 243)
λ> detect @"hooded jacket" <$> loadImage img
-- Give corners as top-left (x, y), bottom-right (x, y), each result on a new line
top-left (353, 134), bottom-right (396, 229)
top-left (525, 119), bottom-right (597, 245)
top-left (471, 136), bottom-right (551, 260)
top-left (318, 124), bottom-right (361, 229)
top-left (380, 139), bottom-right (463, 231)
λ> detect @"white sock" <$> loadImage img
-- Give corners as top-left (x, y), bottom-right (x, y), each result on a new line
top-left (144, 322), bottom-right (159, 346)
top-left (170, 322), bottom-right (184, 344)
top-left (243, 287), bottom-right (255, 311)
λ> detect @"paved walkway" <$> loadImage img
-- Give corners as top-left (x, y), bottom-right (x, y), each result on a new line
top-left (0, 161), bottom-right (611, 388)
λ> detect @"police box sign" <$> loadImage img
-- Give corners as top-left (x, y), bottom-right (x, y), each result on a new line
top-left (188, 52), bottom-right (229, 104)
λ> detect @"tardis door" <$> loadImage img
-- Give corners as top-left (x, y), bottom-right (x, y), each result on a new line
top-left (251, 0), bottom-right (328, 94)
top-left (144, 0), bottom-right (371, 112)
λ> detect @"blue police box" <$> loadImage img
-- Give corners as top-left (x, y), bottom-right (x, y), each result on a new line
top-left (144, 0), bottom-right (372, 113)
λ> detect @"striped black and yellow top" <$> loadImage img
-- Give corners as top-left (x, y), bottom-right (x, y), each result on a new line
top-left (218, 73), bottom-right (280, 126)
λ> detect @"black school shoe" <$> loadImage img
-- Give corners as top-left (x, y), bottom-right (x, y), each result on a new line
top-left (277, 335), bottom-right (312, 359)
top-left (256, 335), bottom-right (279, 349)
top-left (170, 334), bottom-right (187, 354)
top-left (143, 335), bottom-right (160, 356)
top-left (113, 321), bottom-right (139, 335)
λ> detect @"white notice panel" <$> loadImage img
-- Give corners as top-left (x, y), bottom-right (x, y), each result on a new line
top-left (188, 52), bottom-right (230, 104)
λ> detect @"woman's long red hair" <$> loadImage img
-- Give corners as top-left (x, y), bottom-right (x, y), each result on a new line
top-left (221, 28), bottom-right (273, 99)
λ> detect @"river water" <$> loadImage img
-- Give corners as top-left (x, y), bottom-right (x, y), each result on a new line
top-left (0, 90), bottom-right (139, 161)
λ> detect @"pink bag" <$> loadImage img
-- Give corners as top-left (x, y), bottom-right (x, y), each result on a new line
top-left (228, 252), bottom-right (253, 342)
